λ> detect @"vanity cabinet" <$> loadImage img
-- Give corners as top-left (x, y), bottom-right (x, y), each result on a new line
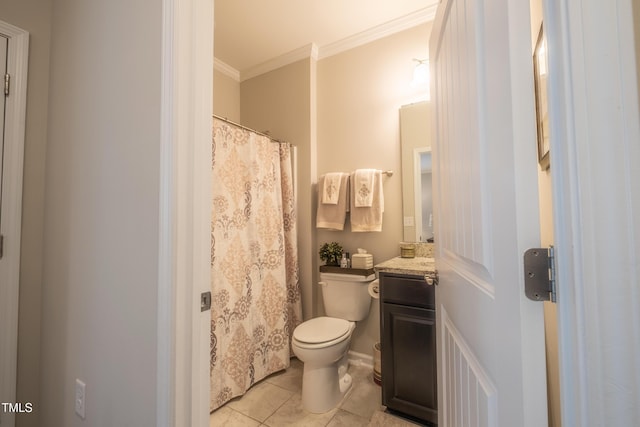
top-left (379, 272), bottom-right (437, 425)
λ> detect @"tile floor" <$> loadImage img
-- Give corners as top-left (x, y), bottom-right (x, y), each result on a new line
top-left (209, 358), bottom-right (425, 426)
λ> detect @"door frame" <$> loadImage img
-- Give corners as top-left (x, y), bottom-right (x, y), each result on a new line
top-left (544, 0), bottom-right (640, 424)
top-left (158, 0), bottom-right (213, 425)
top-left (159, 0), bottom-right (640, 424)
top-left (0, 20), bottom-right (28, 427)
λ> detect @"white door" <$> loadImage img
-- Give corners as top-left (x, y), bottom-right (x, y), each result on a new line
top-left (0, 21), bottom-right (28, 427)
top-left (430, 1), bottom-right (547, 426)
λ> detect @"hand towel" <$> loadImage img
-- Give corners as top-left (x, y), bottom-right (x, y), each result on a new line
top-left (354, 169), bottom-right (377, 207)
top-left (322, 172), bottom-right (343, 204)
top-left (316, 173), bottom-right (350, 230)
top-left (350, 170), bottom-right (384, 232)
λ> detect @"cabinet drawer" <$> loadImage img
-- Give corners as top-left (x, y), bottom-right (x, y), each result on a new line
top-left (380, 273), bottom-right (435, 309)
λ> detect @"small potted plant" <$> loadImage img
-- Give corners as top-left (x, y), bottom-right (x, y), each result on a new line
top-left (319, 242), bottom-right (343, 266)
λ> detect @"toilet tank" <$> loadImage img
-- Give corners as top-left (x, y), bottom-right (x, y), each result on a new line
top-left (319, 272), bottom-right (375, 321)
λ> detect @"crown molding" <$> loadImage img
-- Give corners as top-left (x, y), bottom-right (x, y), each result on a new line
top-left (241, 43), bottom-right (318, 82)
top-left (218, 6), bottom-right (437, 82)
top-left (214, 58), bottom-right (240, 81)
top-left (318, 6), bottom-right (437, 60)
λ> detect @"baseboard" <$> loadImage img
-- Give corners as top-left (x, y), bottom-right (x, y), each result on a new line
top-left (348, 350), bottom-right (374, 369)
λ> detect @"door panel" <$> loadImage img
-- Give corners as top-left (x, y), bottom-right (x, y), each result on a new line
top-left (382, 304), bottom-right (437, 423)
top-left (430, 0), bottom-right (547, 426)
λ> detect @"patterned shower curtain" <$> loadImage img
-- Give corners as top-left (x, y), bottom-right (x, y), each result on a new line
top-left (210, 118), bottom-right (303, 411)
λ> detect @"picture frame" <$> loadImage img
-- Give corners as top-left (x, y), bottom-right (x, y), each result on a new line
top-left (533, 23), bottom-right (550, 170)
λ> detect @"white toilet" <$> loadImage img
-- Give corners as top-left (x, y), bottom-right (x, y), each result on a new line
top-left (292, 271), bottom-right (375, 413)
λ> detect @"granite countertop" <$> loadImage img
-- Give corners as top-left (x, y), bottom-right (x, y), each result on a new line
top-left (374, 256), bottom-right (437, 279)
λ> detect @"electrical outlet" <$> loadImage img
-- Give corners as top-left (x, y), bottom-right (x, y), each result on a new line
top-left (75, 379), bottom-right (86, 419)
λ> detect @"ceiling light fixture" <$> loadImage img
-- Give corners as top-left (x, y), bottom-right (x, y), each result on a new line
top-left (411, 58), bottom-right (430, 89)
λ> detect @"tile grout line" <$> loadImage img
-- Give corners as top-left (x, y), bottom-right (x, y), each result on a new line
top-left (260, 388), bottom-right (298, 427)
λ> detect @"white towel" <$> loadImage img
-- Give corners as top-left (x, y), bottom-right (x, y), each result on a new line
top-left (354, 169), bottom-right (377, 207)
top-left (316, 173), bottom-right (350, 230)
top-left (350, 170), bottom-right (384, 232)
top-left (322, 172), bottom-right (343, 204)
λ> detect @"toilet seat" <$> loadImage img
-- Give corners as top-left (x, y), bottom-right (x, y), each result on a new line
top-left (293, 317), bottom-right (353, 349)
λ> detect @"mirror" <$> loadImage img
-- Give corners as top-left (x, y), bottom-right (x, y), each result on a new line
top-left (400, 101), bottom-right (433, 242)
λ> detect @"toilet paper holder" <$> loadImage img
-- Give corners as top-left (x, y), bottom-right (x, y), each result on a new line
top-left (368, 279), bottom-right (380, 299)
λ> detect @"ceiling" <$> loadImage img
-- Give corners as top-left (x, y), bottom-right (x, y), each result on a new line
top-left (214, 0), bottom-right (439, 78)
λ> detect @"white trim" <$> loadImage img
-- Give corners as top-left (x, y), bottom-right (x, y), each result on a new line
top-left (347, 350), bottom-right (374, 370)
top-left (241, 43), bottom-right (318, 82)
top-left (545, 0), bottom-right (640, 425)
top-left (159, 0), bottom-right (213, 425)
top-left (318, 6), bottom-right (437, 60)
top-left (0, 20), bottom-right (29, 427)
top-left (214, 58), bottom-right (240, 82)
top-left (238, 6), bottom-right (437, 82)
top-left (439, 250), bottom-right (496, 299)
top-left (157, 0), bottom-right (176, 425)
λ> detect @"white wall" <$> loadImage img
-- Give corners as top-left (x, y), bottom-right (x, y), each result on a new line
top-left (38, 0), bottom-right (163, 425)
top-left (1, 2), bottom-right (52, 426)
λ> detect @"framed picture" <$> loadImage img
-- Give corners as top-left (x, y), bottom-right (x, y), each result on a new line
top-left (533, 23), bottom-right (550, 170)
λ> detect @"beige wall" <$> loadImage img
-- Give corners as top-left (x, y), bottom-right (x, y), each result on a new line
top-left (316, 23), bottom-right (431, 354)
top-left (213, 68), bottom-right (241, 122)
top-left (240, 58), bottom-right (317, 320)
top-left (38, 0), bottom-right (162, 425)
top-left (530, 1), bottom-right (561, 426)
top-left (2, 2), bottom-right (52, 426)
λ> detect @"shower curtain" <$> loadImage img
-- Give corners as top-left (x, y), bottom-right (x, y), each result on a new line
top-left (210, 118), bottom-right (302, 411)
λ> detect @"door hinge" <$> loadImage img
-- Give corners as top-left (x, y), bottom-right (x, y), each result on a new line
top-left (523, 246), bottom-right (556, 302)
top-left (0, 235), bottom-right (3, 259)
top-left (4, 73), bottom-right (9, 96)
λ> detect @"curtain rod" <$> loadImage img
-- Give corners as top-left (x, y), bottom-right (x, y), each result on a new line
top-left (212, 114), bottom-right (289, 144)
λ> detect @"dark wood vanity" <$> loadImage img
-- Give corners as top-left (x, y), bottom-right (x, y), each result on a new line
top-left (376, 257), bottom-right (438, 426)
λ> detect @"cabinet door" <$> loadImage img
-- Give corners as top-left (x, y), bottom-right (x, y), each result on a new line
top-left (382, 303), bottom-right (437, 424)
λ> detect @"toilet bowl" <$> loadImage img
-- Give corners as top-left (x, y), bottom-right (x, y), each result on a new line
top-left (292, 317), bottom-right (356, 413)
top-left (292, 272), bottom-right (375, 413)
